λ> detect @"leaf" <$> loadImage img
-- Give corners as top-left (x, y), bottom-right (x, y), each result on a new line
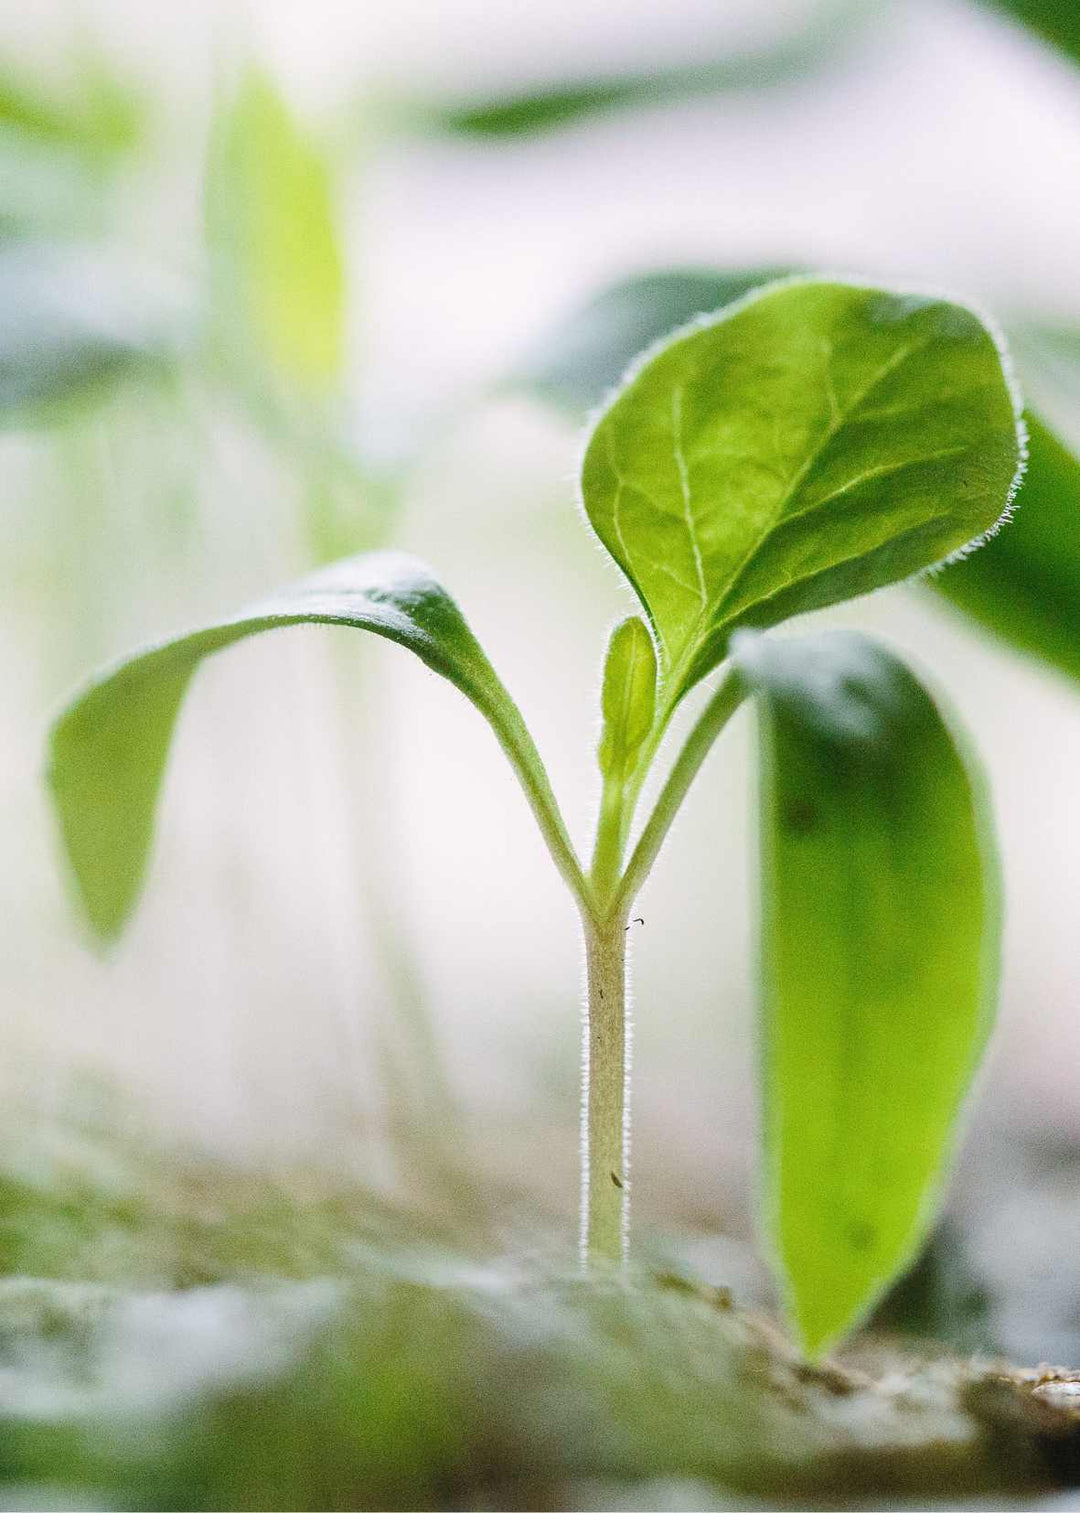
top-left (581, 279), bottom-right (1024, 703)
top-left (0, 242), bottom-right (171, 421)
top-left (0, 52), bottom-right (144, 239)
top-left (48, 551), bottom-right (571, 941)
top-left (934, 412), bottom-right (1080, 682)
top-left (205, 66), bottom-right (345, 400)
top-left (734, 628), bottom-right (998, 1356)
top-left (416, 0), bottom-right (871, 138)
top-left (202, 68), bottom-right (383, 564)
top-left (511, 267), bottom-right (792, 415)
top-left (524, 269), bottom-right (1080, 693)
top-left (981, 0), bottom-right (1080, 67)
top-left (0, 50), bottom-right (142, 158)
top-left (597, 616), bottom-right (657, 780)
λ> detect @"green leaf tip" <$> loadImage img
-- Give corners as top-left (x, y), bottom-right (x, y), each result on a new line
top-left (581, 278), bottom-right (1026, 705)
top-left (733, 628), bottom-right (999, 1357)
top-left (597, 616), bottom-right (657, 781)
top-left (47, 551), bottom-right (578, 942)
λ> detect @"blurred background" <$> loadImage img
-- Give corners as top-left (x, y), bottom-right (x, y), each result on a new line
top-left (6, 0), bottom-right (1080, 1373)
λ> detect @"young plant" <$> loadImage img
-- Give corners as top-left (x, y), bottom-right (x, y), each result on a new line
top-left (47, 279), bottom-right (1024, 1355)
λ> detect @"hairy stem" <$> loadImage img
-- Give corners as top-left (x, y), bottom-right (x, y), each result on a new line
top-left (481, 692), bottom-right (591, 914)
top-left (582, 911), bottom-right (631, 1262)
top-left (579, 662), bottom-right (747, 1267)
top-left (590, 774), bottom-right (627, 904)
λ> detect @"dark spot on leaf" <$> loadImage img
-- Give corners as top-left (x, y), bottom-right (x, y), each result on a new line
top-left (848, 1219), bottom-right (876, 1252)
top-left (783, 798), bottom-right (818, 834)
top-left (611, 1171), bottom-right (624, 1189)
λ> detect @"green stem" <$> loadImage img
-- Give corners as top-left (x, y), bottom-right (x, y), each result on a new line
top-left (482, 695), bottom-right (592, 915)
top-left (579, 665), bottom-right (746, 1266)
top-left (590, 774), bottom-right (627, 904)
top-left (615, 665), bottom-right (746, 916)
top-left (582, 909), bottom-right (630, 1263)
top-left (588, 669), bottom-right (686, 915)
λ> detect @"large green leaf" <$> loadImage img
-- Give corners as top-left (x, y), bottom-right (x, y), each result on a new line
top-left (526, 267), bottom-right (1080, 694)
top-left (581, 279), bottom-right (1023, 703)
top-left (734, 629), bottom-right (998, 1357)
top-left (935, 413), bottom-right (1080, 682)
top-left (205, 66), bottom-right (345, 400)
top-left (48, 552), bottom-right (574, 940)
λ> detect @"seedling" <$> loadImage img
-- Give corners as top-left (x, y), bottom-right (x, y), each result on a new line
top-left (47, 279), bottom-right (1024, 1355)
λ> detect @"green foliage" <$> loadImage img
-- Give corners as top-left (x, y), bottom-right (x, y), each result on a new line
top-left (416, 0), bottom-right (870, 137)
top-left (735, 630), bottom-right (997, 1355)
top-left (0, 50), bottom-right (143, 239)
top-left (523, 266), bottom-right (1080, 694)
top-left (984, 0), bottom-right (1080, 66)
top-left (47, 279), bottom-right (1024, 1358)
top-left (597, 616), bottom-right (657, 781)
top-left (0, 53), bottom-right (140, 159)
top-left (581, 280), bottom-right (1022, 702)
top-left (205, 66), bottom-right (345, 402)
top-left (48, 552), bottom-right (574, 940)
top-left (203, 65), bottom-right (391, 564)
top-left (935, 413), bottom-right (1080, 682)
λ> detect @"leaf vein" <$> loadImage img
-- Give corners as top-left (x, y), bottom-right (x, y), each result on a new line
top-left (708, 336), bottom-right (934, 624)
top-left (671, 384), bottom-right (708, 607)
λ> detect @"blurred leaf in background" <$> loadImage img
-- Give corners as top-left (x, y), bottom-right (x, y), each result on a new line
top-left (206, 64), bottom-right (345, 406)
top-left (406, 0), bottom-right (873, 137)
top-left (934, 413), bottom-right (1080, 685)
top-left (204, 64), bottom-right (390, 562)
top-left (510, 268), bottom-right (791, 415)
top-left (405, 0), bottom-right (1080, 143)
top-left (0, 44), bottom-right (142, 237)
top-left (0, 241), bottom-right (178, 423)
top-left (0, 48), bottom-right (184, 439)
top-left (0, 50), bottom-right (139, 157)
top-left (1011, 320), bottom-right (1080, 410)
top-left (393, 0), bottom-right (1080, 145)
top-left (0, 47), bottom-right (203, 673)
top-left (982, 0), bottom-right (1080, 67)
top-left (509, 268), bottom-right (791, 414)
